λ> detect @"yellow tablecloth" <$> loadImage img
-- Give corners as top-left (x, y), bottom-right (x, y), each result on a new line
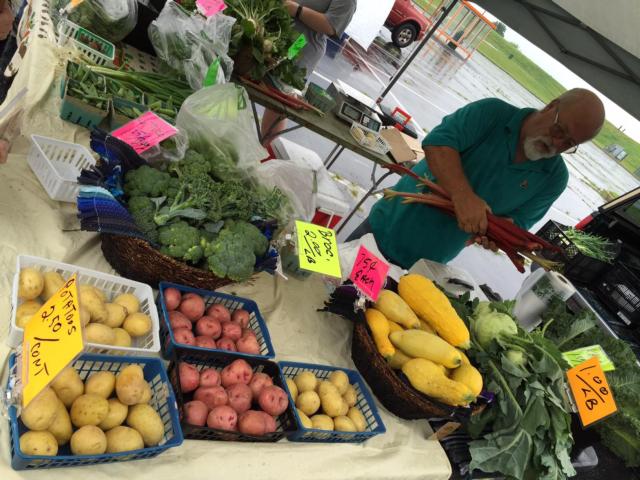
top-left (0, 6), bottom-right (453, 478)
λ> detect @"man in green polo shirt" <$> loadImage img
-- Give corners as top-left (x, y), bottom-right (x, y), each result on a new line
top-left (347, 89), bottom-right (605, 268)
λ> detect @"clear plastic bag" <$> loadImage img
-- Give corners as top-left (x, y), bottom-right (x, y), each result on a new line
top-left (54, 0), bottom-right (138, 42)
top-left (139, 129), bottom-right (189, 165)
top-left (176, 83), bottom-right (267, 175)
top-left (148, 1), bottom-right (235, 90)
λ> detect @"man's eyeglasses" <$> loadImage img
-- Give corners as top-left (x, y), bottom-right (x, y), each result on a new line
top-left (550, 107), bottom-right (579, 154)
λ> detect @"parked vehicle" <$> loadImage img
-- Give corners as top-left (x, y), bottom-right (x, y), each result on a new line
top-left (385, 0), bottom-right (431, 48)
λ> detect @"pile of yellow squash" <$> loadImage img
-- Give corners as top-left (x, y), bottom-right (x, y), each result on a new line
top-left (364, 274), bottom-right (483, 407)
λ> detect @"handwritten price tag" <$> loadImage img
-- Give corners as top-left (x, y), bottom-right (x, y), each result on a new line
top-left (112, 111), bottom-right (178, 154)
top-left (197, 0), bottom-right (227, 16)
top-left (295, 220), bottom-right (341, 278)
top-left (349, 245), bottom-right (389, 301)
top-left (21, 275), bottom-right (84, 408)
top-left (287, 34), bottom-right (307, 59)
top-left (567, 356), bottom-right (617, 427)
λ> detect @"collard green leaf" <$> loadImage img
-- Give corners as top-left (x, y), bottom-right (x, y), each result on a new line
top-left (469, 429), bottom-right (533, 480)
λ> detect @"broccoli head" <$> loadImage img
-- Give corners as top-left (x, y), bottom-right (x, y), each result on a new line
top-left (225, 220), bottom-right (269, 257)
top-left (170, 149), bottom-right (212, 178)
top-left (204, 228), bottom-right (256, 282)
top-left (124, 165), bottom-right (172, 198)
top-left (127, 196), bottom-right (159, 243)
top-left (157, 221), bottom-right (204, 263)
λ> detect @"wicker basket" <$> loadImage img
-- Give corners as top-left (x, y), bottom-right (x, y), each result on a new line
top-left (100, 234), bottom-right (233, 290)
top-left (351, 318), bottom-right (481, 421)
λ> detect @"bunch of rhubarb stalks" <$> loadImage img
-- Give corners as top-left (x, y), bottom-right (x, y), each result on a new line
top-left (382, 164), bottom-right (562, 273)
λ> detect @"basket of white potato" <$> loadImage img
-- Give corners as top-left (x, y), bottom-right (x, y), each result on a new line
top-left (278, 361), bottom-right (386, 443)
top-left (7, 353), bottom-right (183, 470)
top-left (9, 255), bottom-right (161, 355)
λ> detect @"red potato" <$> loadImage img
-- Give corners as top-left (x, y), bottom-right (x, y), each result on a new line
top-left (216, 337), bottom-right (237, 352)
top-left (206, 304), bottom-right (231, 323)
top-left (238, 410), bottom-right (270, 436)
top-left (261, 412), bottom-right (277, 434)
top-left (241, 328), bottom-right (257, 339)
top-left (179, 293), bottom-right (205, 322)
top-left (179, 363), bottom-right (200, 393)
top-left (183, 400), bottom-right (208, 426)
top-left (258, 385), bottom-right (289, 416)
top-left (164, 288), bottom-right (182, 311)
top-left (195, 336), bottom-right (217, 349)
top-left (226, 383), bottom-right (252, 414)
top-left (222, 322), bottom-right (242, 342)
top-left (249, 373), bottom-right (273, 401)
top-left (221, 359), bottom-right (253, 387)
top-left (195, 316), bottom-right (222, 339)
top-left (231, 309), bottom-right (250, 329)
top-left (194, 385), bottom-right (228, 410)
top-left (236, 334), bottom-right (260, 355)
top-left (173, 328), bottom-right (196, 346)
top-left (199, 368), bottom-right (221, 387)
top-left (169, 311), bottom-right (192, 331)
top-left (207, 406), bottom-right (237, 431)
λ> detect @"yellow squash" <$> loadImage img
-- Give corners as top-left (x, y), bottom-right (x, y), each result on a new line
top-left (398, 274), bottom-right (471, 349)
top-left (457, 349), bottom-right (471, 365)
top-left (389, 329), bottom-right (462, 369)
top-left (449, 364), bottom-right (483, 397)
top-left (418, 319), bottom-right (436, 334)
top-left (387, 320), bottom-right (404, 333)
top-left (374, 289), bottom-right (420, 329)
top-left (402, 358), bottom-right (475, 407)
top-left (386, 350), bottom-right (413, 370)
top-left (365, 308), bottom-right (395, 359)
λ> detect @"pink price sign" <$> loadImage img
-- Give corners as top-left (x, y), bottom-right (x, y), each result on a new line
top-left (112, 111), bottom-right (178, 154)
top-left (349, 245), bottom-right (389, 301)
top-left (197, 0), bottom-right (227, 16)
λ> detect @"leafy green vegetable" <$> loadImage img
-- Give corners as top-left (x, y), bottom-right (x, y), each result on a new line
top-left (564, 228), bottom-right (616, 263)
top-left (55, 0), bottom-right (137, 42)
top-left (467, 306), bottom-right (575, 480)
top-left (541, 297), bottom-right (640, 466)
top-left (473, 304), bottom-right (518, 349)
top-left (203, 225), bottom-right (257, 281)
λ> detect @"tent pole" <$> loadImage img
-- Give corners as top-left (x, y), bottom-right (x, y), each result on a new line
top-left (377, 0), bottom-right (459, 103)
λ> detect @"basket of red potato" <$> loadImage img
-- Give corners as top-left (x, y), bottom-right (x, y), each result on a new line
top-left (168, 347), bottom-right (297, 441)
top-left (157, 282), bottom-right (275, 360)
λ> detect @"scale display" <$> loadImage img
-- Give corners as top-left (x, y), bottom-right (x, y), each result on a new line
top-left (338, 103), bottom-right (382, 133)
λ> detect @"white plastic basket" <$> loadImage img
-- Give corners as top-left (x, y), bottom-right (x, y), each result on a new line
top-left (57, 18), bottom-right (115, 66)
top-left (350, 123), bottom-right (390, 155)
top-left (27, 135), bottom-right (96, 203)
top-left (8, 255), bottom-right (161, 356)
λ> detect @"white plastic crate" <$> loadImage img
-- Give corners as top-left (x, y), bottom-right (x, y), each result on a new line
top-left (27, 135), bottom-right (96, 203)
top-left (57, 18), bottom-right (115, 66)
top-left (350, 123), bottom-right (390, 155)
top-left (8, 255), bottom-right (161, 356)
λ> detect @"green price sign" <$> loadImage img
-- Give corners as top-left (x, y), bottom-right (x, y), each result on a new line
top-left (287, 34), bottom-right (307, 60)
top-left (562, 345), bottom-right (615, 372)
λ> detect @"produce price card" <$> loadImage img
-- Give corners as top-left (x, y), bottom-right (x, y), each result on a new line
top-left (21, 275), bottom-right (84, 408)
top-left (295, 220), bottom-right (341, 278)
top-left (197, 0), bottom-right (226, 17)
top-left (112, 111), bottom-right (178, 154)
top-left (288, 34), bottom-right (307, 59)
top-left (567, 356), bottom-right (617, 427)
top-left (563, 345), bottom-right (615, 372)
top-left (349, 245), bottom-right (389, 301)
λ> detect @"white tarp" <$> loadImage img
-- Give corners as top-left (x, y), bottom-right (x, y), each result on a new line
top-left (345, 0), bottom-right (395, 50)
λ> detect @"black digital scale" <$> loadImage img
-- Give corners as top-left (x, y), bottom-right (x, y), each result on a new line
top-left (327, 80), bottom-right (383, 133)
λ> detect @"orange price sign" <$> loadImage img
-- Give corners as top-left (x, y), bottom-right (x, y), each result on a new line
top-left (566, 356), bottom-right (617, 428)
top-left (21, 274), bottom-right (84, 408)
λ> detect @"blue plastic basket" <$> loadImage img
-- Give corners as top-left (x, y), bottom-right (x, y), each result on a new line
top-left (8, 353), bottom-right (183, 470)
top-left (278, 361), bottom-right (386, 443)
top-left (168, 347), bottom-right (298, 442)
top-left (157, 282), bottom-right (275, 360)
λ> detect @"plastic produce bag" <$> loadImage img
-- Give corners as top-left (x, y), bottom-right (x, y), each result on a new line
top-left (148, 1), bottom-right (235, 90)
top-left (54, 0), bottom-right (138, 42)
top-left (177, 83), bottom-right (267, 174)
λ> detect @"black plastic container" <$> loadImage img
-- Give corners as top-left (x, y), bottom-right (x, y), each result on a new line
top-left (594, 261), bottom-right (640, 326)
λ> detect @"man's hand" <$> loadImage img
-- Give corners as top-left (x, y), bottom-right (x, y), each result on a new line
top-left (0, 1), bottom-right (13, 41)
top-left (283, 1), bottom-right (298, 17)
top-left (451, 189), bottom-right (491, 235)
top-left (468, 236), bottom-right (498, 252)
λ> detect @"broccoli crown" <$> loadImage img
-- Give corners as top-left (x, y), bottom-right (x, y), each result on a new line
top-left (124, 165), bottom-right (172, 198)
top-left (204, 228), bottom-right (256, 282)
top-left (225, 220), bottom-right (269, 257)
top-left (157, 221), bottom-right (203, 263)
top-left (181, 150), bottom-right (211, 177)
top-left (127, 196), bottom-right (158, 243)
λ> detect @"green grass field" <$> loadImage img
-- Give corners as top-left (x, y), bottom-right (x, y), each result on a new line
top-left (476, 30), bottom-right (640, 177)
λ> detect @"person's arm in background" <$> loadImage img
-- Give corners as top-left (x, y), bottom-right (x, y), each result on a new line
top-left (0, 0), bottom-right (13, 41)
top-left (283, 0), bottom-right (356, 37)
top-left (283, 1), bottom-right (336, 35)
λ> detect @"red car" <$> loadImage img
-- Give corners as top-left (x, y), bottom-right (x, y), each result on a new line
top-left (385, 0), bottom-right (431, 48)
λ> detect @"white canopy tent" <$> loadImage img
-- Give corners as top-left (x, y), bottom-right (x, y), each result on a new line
top-left (473, 0), bottom-right (640, 119)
